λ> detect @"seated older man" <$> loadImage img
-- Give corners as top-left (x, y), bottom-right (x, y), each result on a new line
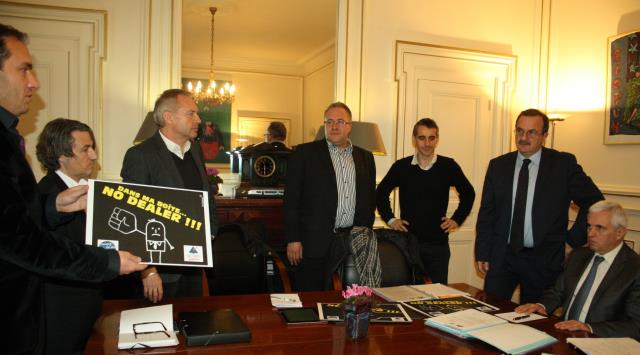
top-left (515, 200), bottom-right (640, 339)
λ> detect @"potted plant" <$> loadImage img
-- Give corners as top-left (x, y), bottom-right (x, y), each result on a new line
top-left (206, 167), bottom-right (223, 195)
top-left (342, 284), bottom-right (375, 340)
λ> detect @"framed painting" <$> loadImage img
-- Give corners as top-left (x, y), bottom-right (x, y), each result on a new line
top-left (182, 78), bottom-right (232, 166)
top-left (605, 30), bottom-right (640, 144)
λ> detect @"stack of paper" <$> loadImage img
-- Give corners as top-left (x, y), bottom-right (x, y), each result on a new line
top-left (118, 304), bottom-right (179, 350)
top-left (373, 283), bottom-right (469, 302)
top-left (426, 309), bottom-right (557, 353)
top-left (270, 293), bottom-right (303, 308)
top-left (567, 338), bottom-right (640, 355)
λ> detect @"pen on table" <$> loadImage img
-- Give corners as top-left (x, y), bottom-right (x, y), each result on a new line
top-left (513, 314), bottom-right (530, 321)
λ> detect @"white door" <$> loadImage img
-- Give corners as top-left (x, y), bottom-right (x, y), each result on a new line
top-left (396, 42), bottom-right (516, 288)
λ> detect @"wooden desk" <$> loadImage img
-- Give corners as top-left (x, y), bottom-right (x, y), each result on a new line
top-left (86, 284), bottom-right (588, 354)
top-left (215, 197), bottom-right (284, 253)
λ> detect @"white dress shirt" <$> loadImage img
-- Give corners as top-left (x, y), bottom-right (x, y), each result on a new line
top-left (565, 242), bottom-right (624, 322)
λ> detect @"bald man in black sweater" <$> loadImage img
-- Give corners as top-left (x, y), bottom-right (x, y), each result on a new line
top-left (376, 118), bottom-right (475, 283)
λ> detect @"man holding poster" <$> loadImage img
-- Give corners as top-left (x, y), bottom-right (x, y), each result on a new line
top-left (121, 88), bottom-right (217, 301)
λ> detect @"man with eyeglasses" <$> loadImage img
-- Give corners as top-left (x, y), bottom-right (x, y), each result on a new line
top-left (514, 200), bottom-right (640, 339)
top-left (476, 108), bottom-right (603, 304)
top-left (284, 102), bottom-right (376, 291)
top-left (376, 118), bottom-right (475, 284)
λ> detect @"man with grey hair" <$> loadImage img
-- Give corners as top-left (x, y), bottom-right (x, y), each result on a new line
top-left (515, 200), bottom-right (640, 339)
top-left (121, 88), bottom-right (218, 301)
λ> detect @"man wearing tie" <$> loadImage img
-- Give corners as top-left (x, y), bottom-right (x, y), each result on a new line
top-left (475, 108), bottom-right (603, 303)
top-left (515, 201), bottom-right (640, 338)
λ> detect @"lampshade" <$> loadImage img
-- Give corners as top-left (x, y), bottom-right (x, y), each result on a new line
top-left (315, 121), bottom-right (386, 155)
top-left (133, 112), bottom-right (157, 144)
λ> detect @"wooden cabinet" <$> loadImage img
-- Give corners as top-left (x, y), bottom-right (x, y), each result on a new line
top-left (214, 197), bottom-right (285, 253)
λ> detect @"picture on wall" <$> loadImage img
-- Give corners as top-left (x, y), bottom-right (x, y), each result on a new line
top-left (182, 78), bottom-right (232, 164)
top-left (605, 30), bottom-right (640, 144)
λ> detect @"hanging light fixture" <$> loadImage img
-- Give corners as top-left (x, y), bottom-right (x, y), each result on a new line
top-left (186, 6), bottom-right (236, 109)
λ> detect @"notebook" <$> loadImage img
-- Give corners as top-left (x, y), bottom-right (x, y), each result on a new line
top-left (426, 309), bottom-right (557, 354)
top-left (179, 309), bottom-right (251, 347)
top-left (118, 304), bottom-right (179, 350)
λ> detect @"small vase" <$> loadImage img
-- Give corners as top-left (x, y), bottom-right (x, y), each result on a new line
top-left (344, 306), bottom-right (371, 340)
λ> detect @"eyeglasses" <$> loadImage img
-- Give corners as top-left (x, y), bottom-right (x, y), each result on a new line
top-left (133, 321), bottom-right (171, 339)
top-left (324, 119), bottom-right (351, 127)
top-left (514, 128), bottom-right (543, 138)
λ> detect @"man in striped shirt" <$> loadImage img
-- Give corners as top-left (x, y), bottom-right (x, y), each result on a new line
top-left (284, 102), bottom-right (376, 291)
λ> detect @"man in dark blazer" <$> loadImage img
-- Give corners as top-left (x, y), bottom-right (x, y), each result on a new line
top-left (516, 201), bottom-right (640, 339)
top-left (476, 108), bottom-right (603, 303)
top-left (36, 118), bottom-right (103, 354)
top-left (122, 88), bottom-right (218, 301)
top-left (284, 102), bottom-right (376, 291)
top-left (0, 23), bottom-right (145, 354)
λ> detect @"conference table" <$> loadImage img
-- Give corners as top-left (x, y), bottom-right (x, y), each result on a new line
top-left (86, 283), bottom-right (589, 354)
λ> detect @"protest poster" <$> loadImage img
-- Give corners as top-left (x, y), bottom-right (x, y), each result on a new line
top-left (86, 180), bottom-right (212, 267)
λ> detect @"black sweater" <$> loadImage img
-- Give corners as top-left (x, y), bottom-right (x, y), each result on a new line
top-left (376, 155), bottom-right (475, 244)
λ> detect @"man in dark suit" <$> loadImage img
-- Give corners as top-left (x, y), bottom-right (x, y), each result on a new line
top-left (122, 88), bottom-right (218, 301)
top-left (284, 102), bottom-right (376, 291)
top-left (0, 23), bottom-right (145, 354)
top-left (515, 201), bottom-right (640, 339)
top-left (475, 108), bottom-right (603, 303)
top-left (35, 118), bottom-right (103, 354)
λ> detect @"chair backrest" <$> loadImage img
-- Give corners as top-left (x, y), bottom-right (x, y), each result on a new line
top-left (377, 237), bottom-right (414, 286)
top-left (207, 227), bottom-right (266, 295)
top-left (336, 233), bottom-right (416, 289)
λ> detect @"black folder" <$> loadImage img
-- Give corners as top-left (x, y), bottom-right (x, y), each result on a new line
top-left (179, 309), bottom-right (251, 347)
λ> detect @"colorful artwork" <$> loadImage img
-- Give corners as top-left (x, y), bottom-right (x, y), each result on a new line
top-left (606, 30), bottom-right (640, 144)
top-left (181, 78), bottom-right (232, 162)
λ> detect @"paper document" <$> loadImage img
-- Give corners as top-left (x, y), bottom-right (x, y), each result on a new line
top-left (270, 293), bottom-right (303, 308)
top-left (410, 283), bottom-right (470, 298)
top-left (495, 311), bottom-right (546, 323)
top-left (425, 308), bottom-right (506, 333)
top-left (118, 304), bottom-right (179, 349)
top-left (567, 338), bottom-right (640, 355)
top-left (468, 323), bottom-right (557, 354)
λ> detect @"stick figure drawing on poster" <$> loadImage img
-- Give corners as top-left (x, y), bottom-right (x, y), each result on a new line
top-left (108, 207), bottom-right (175, 263)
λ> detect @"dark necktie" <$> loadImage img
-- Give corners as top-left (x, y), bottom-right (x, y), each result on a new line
top-left (567, 255), bottom-right (605, 321)
top-left (510, 158), bottom-right (531, 251)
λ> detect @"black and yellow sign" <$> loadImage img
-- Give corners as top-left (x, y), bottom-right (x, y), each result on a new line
top-left (85, 180), bottom-right (212, 267)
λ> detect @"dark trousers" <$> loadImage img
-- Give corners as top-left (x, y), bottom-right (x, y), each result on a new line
top-left (163, 268), bottom-right (203, 298)
top-left (418, 242), bottom-right (450, 284)
top-left (484, 247), bottom-right (556, 304)
top-left (295, 256), bottom-right (332, 291)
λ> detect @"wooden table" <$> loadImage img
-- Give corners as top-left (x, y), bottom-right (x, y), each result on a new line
top-left (86, 284), bottom-right (589, 354)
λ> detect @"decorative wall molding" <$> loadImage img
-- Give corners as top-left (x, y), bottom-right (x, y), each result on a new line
top-left (0, 1), bottom-right (106, 177)
top-left (599, 184), bottom-right (640, 197)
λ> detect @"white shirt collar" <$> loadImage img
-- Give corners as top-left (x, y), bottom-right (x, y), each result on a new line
top-left (159, 130), bottom-right (191, 159)
top-left (517, 148), bottom-right (542, 166)
top-left (596, 241), bottom-right (624, 264)
top-left (55, 170), bottom-right (88, 188)
top-left (411, 154), bottom-right (438, 171)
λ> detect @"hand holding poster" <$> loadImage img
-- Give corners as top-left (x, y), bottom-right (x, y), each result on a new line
top-left (86, 180), bottom-right (213, 267)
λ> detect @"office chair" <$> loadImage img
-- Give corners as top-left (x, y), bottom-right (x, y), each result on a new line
top-left (333, 229), bottom-right (428, 290)
top-left (206, 223), bottom-right (291, 295)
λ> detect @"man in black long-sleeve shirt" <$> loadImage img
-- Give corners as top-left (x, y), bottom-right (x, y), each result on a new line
top-left (376, 118), bottom-right (475, 283)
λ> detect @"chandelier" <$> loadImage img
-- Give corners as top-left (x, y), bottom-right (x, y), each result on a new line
top-left (186, 6), bottom-right (236, 109)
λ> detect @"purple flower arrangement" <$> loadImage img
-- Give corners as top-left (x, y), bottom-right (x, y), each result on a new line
top-left (342, 284), bottom-right (375, 313)
top-left (206, 167), bottom-right (223, 184)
